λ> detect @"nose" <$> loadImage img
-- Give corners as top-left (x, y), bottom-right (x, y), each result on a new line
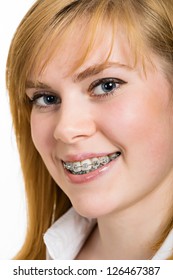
top-left (53, 99), bottom-right (96, 144)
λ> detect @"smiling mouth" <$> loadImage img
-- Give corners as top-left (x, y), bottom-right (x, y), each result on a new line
top-left (62, 151), bottom-right (121, 175)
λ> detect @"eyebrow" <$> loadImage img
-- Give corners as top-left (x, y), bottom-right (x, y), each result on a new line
top-left (26, 61), bottom-right (132, 89)
top-left (73, 62), bottom-right (132, 82)
top-left (25, 80), bottom-right (53, 90)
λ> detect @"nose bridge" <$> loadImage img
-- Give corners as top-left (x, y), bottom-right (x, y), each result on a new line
top-left (53, 96), bottom-right (96, 143)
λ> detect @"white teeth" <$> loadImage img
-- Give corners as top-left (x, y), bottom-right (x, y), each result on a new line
top-left (72, 162), bottom-right (82, 172)
top-left (81, 159), bottom-right (92, 171)
top-left (109, 153), bottom-right (120, 160)
top-left (63, 152), bottom-right (121, 175)
top-left (65, 162), bottom-right (73, 170)
top-left (91, 157), bottom-right (100, 169)
top-left (99, 156), bottom-right (109, 165)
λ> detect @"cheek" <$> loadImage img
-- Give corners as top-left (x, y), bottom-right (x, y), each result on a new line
top-left (30, 112), bottom-right (54, 157)
top-left (97, 92), bottom-right (173, 161)
top-left (97, 98), bottom-right (152, 144)
top-left (95, 93), bottom-right (173, 194)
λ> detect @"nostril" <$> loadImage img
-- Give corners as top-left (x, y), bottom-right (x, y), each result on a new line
top-left (53, 116), bottom-right (96, 144)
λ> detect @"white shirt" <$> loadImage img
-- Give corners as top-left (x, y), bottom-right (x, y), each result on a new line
top-left (43, 208), bottom-right (173, 260)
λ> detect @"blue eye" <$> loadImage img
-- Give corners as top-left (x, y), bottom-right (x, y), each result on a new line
top-left (95, 81), bottom-right (117, 94)
top-left (90, 78), bottom-right (126, 97)
top-left (30, 93), bottom-right (60, 108)
top-left (40, 95), bottom-right (58, 105)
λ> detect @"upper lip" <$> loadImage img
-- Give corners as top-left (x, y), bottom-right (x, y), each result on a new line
top-left (61, 151), bottom-right (120, 162)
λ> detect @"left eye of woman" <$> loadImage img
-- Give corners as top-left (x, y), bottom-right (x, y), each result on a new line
top-left (89, 78), bottom-right (126, 96)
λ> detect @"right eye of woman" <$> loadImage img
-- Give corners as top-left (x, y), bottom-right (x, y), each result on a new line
top-left (30, 92), bottom-right (61, 110)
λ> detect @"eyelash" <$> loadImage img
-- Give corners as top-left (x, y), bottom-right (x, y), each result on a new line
top-left (89, 77), bottom-right (126, 98)
top-left (29, 77), bottom-right (126, 109)
top-left (30, 93), bottom-right (60, 110)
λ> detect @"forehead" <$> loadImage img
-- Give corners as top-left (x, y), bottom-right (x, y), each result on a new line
top-left (30, 24), bottom-right (137, 82)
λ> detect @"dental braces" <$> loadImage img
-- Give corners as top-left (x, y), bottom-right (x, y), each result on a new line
top-left (63, 152), bottom-right (121, 175)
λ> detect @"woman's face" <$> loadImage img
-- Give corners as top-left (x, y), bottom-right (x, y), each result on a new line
top-left (26, 27), bottom-right (173, 218)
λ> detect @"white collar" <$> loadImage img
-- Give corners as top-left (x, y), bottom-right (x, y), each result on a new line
top-left (44, 208), bottom-right (96, 260)
top-left (43, 208), bottom-right (173, 260)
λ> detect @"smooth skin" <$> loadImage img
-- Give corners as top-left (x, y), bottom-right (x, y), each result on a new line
top-left (26, 27), bottom-right (173, 259)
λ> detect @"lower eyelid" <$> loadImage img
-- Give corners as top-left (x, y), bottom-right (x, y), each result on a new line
top-left (32, 102), bottom-right (60, 112)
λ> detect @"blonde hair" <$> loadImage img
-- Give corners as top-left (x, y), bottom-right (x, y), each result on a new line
top-left (6, 0), bottom-right (173, 259)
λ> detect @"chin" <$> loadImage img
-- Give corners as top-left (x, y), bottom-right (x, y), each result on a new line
top-left (71, 198), bottom-right (114, 219)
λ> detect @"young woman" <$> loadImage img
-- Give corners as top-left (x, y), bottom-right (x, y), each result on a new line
top-left (6, 0), bottom-right (173, 260)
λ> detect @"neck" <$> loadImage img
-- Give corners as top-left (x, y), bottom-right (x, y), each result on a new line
top-left (94, 186), bottom-right (172, 259)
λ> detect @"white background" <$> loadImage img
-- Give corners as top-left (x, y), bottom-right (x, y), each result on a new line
top-left (0, 0), bottom-right (35, 259)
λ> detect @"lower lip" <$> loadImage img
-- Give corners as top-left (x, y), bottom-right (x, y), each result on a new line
top-left (62, 157), bottom-right (119, 184)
